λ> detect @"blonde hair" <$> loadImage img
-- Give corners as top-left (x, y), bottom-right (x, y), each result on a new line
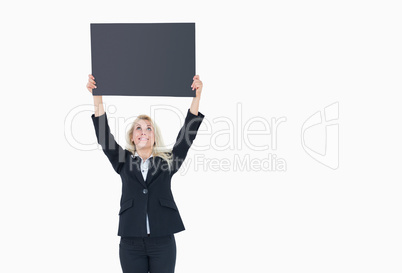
top-left (125, 114), bottom-right (173, 170)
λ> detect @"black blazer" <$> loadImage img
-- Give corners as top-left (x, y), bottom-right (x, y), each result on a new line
top-left (91, 108), bottom-right (205, 237)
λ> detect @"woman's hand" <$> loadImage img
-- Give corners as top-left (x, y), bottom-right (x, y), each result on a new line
top-left (191, 75), bottom-right (203, 98)
top-left (86, 74), bottom-right (97, 94)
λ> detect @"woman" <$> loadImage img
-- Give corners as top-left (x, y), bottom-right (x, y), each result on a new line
top-left (86, 74), bottom-right (205, 273)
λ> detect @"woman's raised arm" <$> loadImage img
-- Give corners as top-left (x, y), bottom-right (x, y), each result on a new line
top-left (189, 75), bottom-right (203, 116)
top-left (86, 74), bottom-right (105, 117)
top-left (87, 74), bottom-right (125, 174)
top-left (169, 75), bottom-right (205, 175)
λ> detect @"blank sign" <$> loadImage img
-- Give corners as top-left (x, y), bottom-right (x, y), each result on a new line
top-left (90, 23), bottom-right (195, 97)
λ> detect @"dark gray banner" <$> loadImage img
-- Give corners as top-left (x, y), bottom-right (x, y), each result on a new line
top-left (91, 23), bottom-right (195, 97)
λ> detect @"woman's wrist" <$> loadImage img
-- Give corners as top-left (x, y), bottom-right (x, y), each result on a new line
top-left (93, 96), bottom-right (105, 117)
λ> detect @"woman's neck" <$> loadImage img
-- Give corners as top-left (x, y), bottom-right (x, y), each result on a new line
top-left (136, 148), bottom-right (153, 161)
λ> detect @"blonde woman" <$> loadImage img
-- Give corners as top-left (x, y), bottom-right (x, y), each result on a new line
top-left (86, 74), bottom-right (205, 273)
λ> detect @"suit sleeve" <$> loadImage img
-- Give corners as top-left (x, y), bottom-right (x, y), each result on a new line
top-left (91, 112), bottom-right (126, 174)
top-left (170, 108), bottom-right (205, 176)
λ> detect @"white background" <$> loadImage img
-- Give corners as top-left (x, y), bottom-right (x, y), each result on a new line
top-left (1, 0), bottom-right (401, 272)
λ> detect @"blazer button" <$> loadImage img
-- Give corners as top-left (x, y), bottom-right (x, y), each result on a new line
top-left (143, 189), bottom-right (148, 194)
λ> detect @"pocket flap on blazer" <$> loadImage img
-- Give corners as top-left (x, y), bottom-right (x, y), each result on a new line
top-left (119, 199), bottom-right (134, 215)
top-left (159, 198), bottom-right (178, 211)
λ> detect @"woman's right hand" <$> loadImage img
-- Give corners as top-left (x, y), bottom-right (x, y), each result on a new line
top-left (86, 74), bottom-right (97, 94)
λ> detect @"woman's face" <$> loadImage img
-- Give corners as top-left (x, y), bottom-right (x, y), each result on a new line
top-left (132, 119), bottom-right (155, 151)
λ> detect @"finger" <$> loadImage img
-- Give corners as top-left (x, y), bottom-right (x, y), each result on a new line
top-left (193, 82), bottom-right (201, 89)
top-left (193, 75), bottom-right (199, 80)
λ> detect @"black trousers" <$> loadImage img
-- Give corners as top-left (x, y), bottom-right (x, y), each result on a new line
top-left (119, 234), bottom-right (176, 273)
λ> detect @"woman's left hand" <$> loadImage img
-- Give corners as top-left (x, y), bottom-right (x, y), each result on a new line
top-left (191, 75), bottom-right (203, 98)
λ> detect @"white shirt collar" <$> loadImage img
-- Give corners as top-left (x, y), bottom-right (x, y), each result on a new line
top-left (134, 151), bottom-right (153, 161)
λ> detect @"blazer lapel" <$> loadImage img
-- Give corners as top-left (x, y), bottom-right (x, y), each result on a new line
top-left (146, 157), bottom-right (163, 187)
top-left (130, 155), bottom-right (147, 188)
top-left (130, 154), bottom-right (163, 188)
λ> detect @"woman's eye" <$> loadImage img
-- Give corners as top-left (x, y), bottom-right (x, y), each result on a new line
top-left (136, 127), bottom-right (141, 130)
top-left (147, 128), bottom-right (151, 131)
